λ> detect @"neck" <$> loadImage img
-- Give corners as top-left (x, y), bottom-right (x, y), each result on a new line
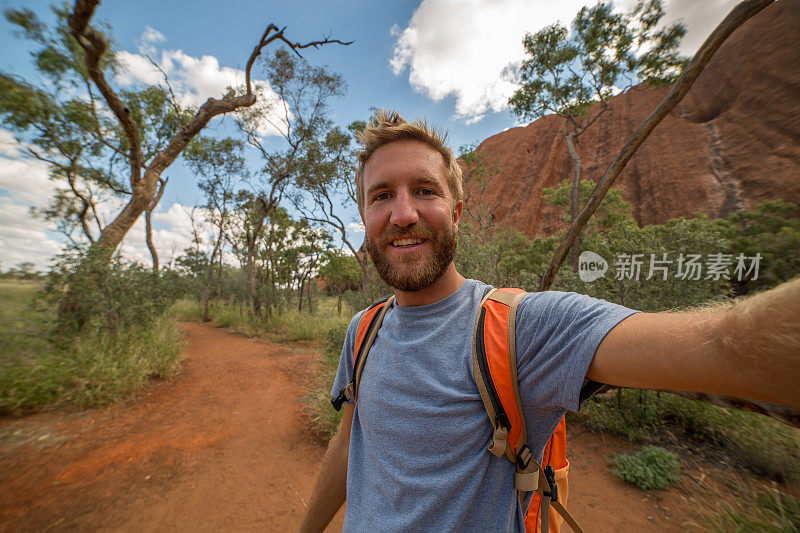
top-left (393, 264), bottom-right (466, 307)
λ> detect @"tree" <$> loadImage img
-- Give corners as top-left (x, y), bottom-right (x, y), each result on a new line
top-left (536, 0), bottom-right (774, 292)
top-left (508, 0), bottom-right (687, 269)
top-left (319, 249), bottom-right (363, 315)
top-left (184, 136), bottom-right (245, 321)
top-left (1, 1), bottom-right (350, 327)
top-left (233, 48), bottom-right (346, 316)
top-left (292, 120), bottom-right (369, 274)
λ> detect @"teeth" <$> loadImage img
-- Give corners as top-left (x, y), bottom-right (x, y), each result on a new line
top-left (392, 238), bottom-right (423, 247)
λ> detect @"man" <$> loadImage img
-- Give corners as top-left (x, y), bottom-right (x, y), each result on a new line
top-left (300, 110), bottom-right (799, 532)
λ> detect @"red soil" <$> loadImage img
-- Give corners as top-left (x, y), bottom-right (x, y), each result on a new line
top-left (0, 323), bottom-right (742, 531)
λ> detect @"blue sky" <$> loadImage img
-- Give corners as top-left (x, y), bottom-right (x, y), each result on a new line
top-left (0, 0), bottom-right (737, 269)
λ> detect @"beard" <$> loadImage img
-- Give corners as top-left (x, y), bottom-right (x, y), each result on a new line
top-left (365, 223), bottom-right (457, 292)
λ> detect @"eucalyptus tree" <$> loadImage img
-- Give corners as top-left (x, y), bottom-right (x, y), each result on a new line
top-left (290, 120), bottom-right (369, 273)
top-left (0, 6), bottom-right (180, 260)
top-left (1, 1), bottom-right (349, 326)
top-left (508, 0), bottom-right (687, 269)
top-left (234, 48), bottom-right (347, 315)
top-left (184, 137), bottom-right (246, 321)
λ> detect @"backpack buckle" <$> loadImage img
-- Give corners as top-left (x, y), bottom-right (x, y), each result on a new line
top-left (516, 444), bottom-right (532, 470)
top-left (543, 465), bottom-right (558, 503)
top-left (331, 381), bottom-right (354, 411)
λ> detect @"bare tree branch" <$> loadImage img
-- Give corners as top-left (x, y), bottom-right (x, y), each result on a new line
top-left (68, 0), bottom-right (143, 187)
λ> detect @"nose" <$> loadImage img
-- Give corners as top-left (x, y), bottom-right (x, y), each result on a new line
top-left (389, 189), bottom-right (419, 227)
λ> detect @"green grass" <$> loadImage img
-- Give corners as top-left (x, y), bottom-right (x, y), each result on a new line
top-left (572, 389), bottom-right (800, 484)
top-left (177, 296), bottom-right (353, 343)
top-left (303, 325), bottom-right (348, 440)
top-left (1, 280), bottom-right (185, 415)
top-left (608, 445), bottom-right (682, 490)
top-left (708, 489), bottom-right (800, 532)
top-left (171, 298), bottom-right (205, 322)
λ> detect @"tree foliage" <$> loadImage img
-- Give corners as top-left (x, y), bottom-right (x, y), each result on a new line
top-left (509, 0), bottom-right (687, 122)
top-left (508, 0), bottom-right (688, 270)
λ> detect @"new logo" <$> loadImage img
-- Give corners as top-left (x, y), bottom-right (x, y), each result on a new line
top-left (578, 251), bottom-right (608, 282)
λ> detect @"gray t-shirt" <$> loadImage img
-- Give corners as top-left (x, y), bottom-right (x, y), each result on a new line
top-left (331, 279), bottom-right (637, 532)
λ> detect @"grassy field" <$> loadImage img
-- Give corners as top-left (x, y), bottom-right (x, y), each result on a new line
top-left (172, 297), bottom-right (352, 343)
top-left (0, 279), bottom-right (184, 415)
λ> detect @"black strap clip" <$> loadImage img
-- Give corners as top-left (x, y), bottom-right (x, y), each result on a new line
top-left (331, 381), bottom-right (352, 411)
top-left (515, 444), bottom-right (533, 470)
top-left (543, 465), bottom-right (558, 503)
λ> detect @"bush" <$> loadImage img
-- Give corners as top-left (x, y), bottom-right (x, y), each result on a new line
top-left (609, 445), bottom-right (682, 490)
top-left (574, 389), bottom-right (800, 483)
top-left (0, 316), bottom-right (184, 414)
top-left (47, 247), bottom-right (184, 333)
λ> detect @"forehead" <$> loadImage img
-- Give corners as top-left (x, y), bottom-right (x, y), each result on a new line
top-left (363, 140), bottom-right (447, 186)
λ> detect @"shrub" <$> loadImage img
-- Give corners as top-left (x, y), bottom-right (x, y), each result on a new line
top-left (0, 316), bottom-right (183, 414)
top-left (574, 389), bottom-right (800, 484)
top-left (609, 445), bottom-right (682, 490)
top-left (47, 247), bottom-right (184, 334)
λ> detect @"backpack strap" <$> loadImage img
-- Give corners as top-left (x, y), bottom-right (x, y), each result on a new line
top-left (472, 288), bottom-right (529, 464)
top-left (473, 288), bottom-right (584, 533)
top-left (331, 295), bottom-right (395, 411)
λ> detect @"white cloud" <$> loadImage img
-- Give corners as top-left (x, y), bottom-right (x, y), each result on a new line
top-left (116, 28), bottom-right (286, 138)
top-left (347, 221), bottom-right (365, 235)
top-left (666, 0), bottom-right (740, 56)
top-left (0, 140), bottom-right (55, 209)
top-left (141, 26), bottom-right (166, 46)
top-left (0, 196), bottom-right (62, 270)
top-left (390, 0), bottom-right (589, 123)
top-left (390, 0), bottom-right (739, 124)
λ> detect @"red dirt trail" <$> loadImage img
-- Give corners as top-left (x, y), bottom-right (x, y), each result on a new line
top-left (1, 323), bottom-right (732, 531)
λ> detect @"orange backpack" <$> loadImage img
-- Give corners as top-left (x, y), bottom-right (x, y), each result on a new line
top-left (332, 289), bottom-right (583, 533)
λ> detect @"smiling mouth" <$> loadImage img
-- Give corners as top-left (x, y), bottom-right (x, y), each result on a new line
top-left (391, 237), bottom-right (424, 247)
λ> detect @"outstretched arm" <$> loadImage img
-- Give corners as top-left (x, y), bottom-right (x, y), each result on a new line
top-left (300, 403), bottom-right (354, 533)
top-left (588, 277), bottom-right (800, 407)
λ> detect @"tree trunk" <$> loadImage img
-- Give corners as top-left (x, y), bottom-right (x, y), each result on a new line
top-left (565, 130), bottom-right (582, 272)
top-left (145, 177), bottom-right (167, 273)
top-left (298, 282), bottom-right (304, 312)
top-left (217, 251), bottom-right (223, 299)
top-left (246, 253), bottom-right (261, 318)
top-left (145, 207), bottom-right (159, 272)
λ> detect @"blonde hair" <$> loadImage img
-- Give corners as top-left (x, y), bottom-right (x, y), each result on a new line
top-left (355, 109), bottom-right (463, 214)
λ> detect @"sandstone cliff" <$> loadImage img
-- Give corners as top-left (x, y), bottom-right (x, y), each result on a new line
top-left (466, 0), bottom-right (800, 238)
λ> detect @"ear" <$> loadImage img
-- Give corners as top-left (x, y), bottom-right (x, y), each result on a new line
top-left (452, 201), bottom-right (463, 233)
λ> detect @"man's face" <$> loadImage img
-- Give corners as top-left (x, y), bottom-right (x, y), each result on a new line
top-left (361, 140), bottom-right (462, 292)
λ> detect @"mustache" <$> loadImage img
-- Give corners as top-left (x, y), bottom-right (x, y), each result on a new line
top-left (378, 225), bottom-right (436, 246)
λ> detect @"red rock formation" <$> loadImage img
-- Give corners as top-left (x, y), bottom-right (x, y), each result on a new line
top-left (465, 0), bottom-right (800, 238)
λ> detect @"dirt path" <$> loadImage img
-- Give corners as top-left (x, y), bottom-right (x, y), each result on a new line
top-left (0, 323), bottom-right (344, 532)
top-left (1, 323), bottom-right (730, 531)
